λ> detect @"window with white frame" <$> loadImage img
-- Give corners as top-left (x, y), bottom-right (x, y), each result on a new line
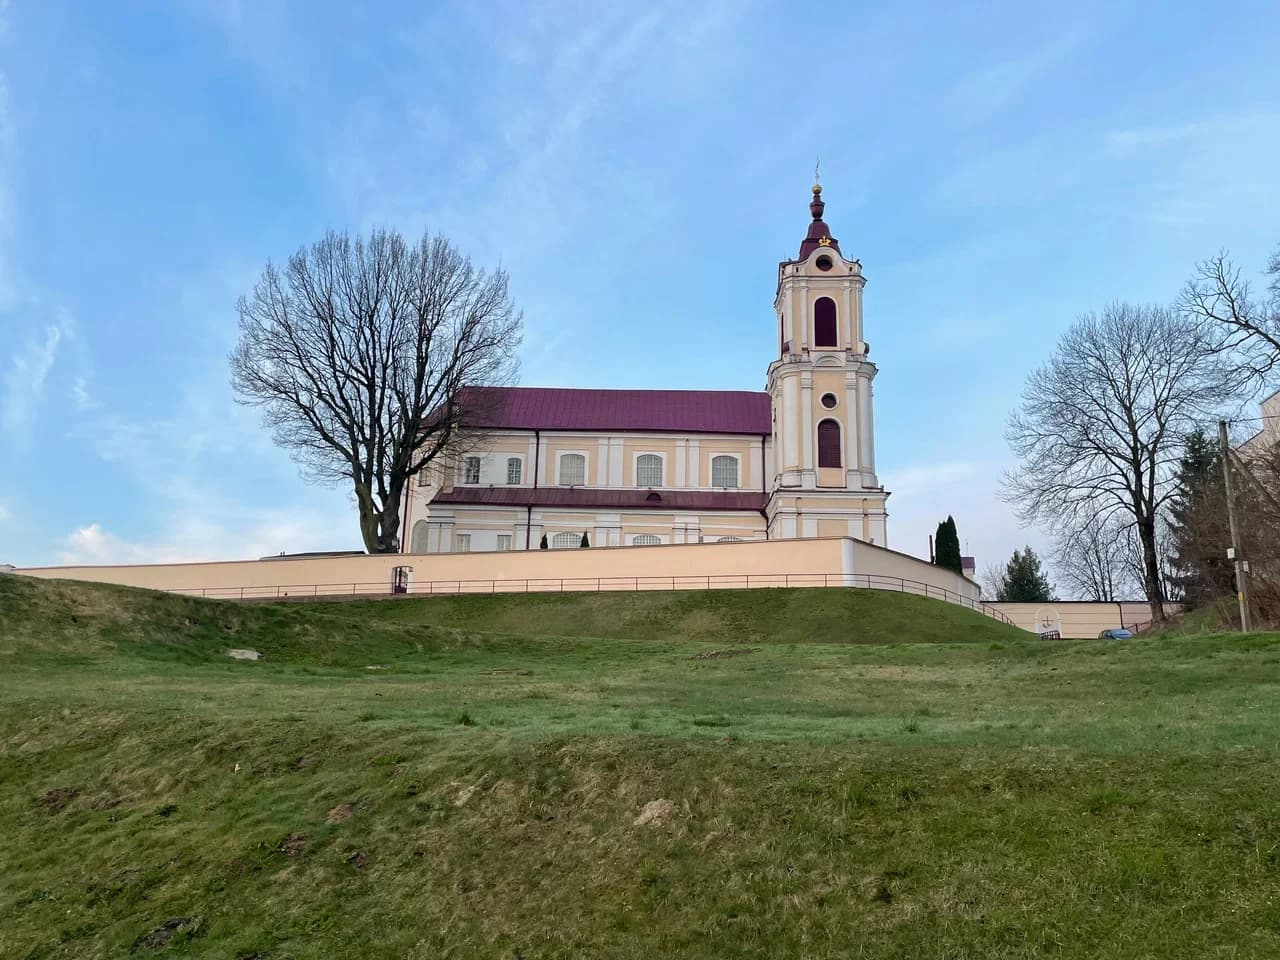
top-left (711, 455), bottom-right (739, 488)
top-left (550, 532), bottom-right (579, 548)
top-left (636, 453), bottom-right (663, 487)
top-left (716, 536), bottom-right (743, 542)
top-left (454, 533), bottom-right (471, 552)
top-left (558, 453), bottom-right (585, 486)
top-left (416, 470), bottom-right (430, 487)
top-left (506, 457), bottom-right (522, 485)
top-left (632, 534), bottom-right (661, 546)
top-left (496, 534), bottom-right (512, 551)
top-left (464, 457), bottom-right (481, 484)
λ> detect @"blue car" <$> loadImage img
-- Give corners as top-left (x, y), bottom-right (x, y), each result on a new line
top-left (1098, 628), bottom-right (1134, 640)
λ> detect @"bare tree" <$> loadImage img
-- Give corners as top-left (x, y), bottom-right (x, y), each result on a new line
top-left (230, 228), bottom-right (522, 553)
top-left (1004, 303), bottom-right (1237, 623)
top-left (1051, 514), bottom-right (1140, 602)
top-left (1181, 247), bottom-right (1280, 387)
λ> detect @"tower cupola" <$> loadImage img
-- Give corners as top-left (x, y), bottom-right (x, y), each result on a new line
top-left (798, 183), bottom-right (841, 259)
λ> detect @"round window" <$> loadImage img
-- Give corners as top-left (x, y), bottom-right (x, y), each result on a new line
top-left (815, 255), bottom-right (833, 271)
top-left (821, 393), bottom-right (838, 409)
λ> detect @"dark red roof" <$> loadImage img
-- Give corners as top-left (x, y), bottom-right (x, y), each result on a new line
top-left (433, 486), bottom-right (768, 513)
top-left (458, 386), bottom-right (770, 435)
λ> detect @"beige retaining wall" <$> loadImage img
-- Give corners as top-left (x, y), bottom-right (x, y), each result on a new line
top-left (15, 536), bottom-right (992, 612)
top-left (988, 601), bottom-right (1183, 638)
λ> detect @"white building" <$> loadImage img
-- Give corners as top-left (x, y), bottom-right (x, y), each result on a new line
top-left (401, 184), bottom-right (891, 553)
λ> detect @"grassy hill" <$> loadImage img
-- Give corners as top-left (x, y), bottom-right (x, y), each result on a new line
top-left (2, 575), bottom-right (1279, 959)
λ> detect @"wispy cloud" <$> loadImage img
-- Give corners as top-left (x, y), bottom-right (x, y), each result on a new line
top-left (56, 502), bottom-right (355, 566)
top-left (2, 319), bottom-right (69, 436)
top-left (883, 458), bottom-right (1049, 573)
top-left (944, 31), bottom-right (1084, 129)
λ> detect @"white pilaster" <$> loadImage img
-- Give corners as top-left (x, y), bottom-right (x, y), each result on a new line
top-left (801, 374), bottom-right (814, 470)
top-left (609, 438), bottom-right (624, 486)
top-left (675, 440), bottom-right (686, 487)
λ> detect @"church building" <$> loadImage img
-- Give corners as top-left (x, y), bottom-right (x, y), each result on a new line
top-left (400, 184), bottom-right (890, 553)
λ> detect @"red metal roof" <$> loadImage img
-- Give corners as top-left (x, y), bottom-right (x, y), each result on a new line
top-left (458, 386), bottom-right (771, 435)
top-left (433, 486), bottom-right (768, 513)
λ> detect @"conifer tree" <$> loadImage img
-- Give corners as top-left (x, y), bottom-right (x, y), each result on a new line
top-left (996, 546), bottom-right (1054, 602)
top-left (934, 516), bottom-right (963, 574)
top-left (539, 533), bottom-right (548, 550)
top-left (580, 531), bottom-right (590, 548)
top-left (1167, 428), bottom-right (1230, 607)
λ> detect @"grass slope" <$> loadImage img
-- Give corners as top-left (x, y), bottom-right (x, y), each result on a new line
top-left (2, 575), bottom-right (1279, 959)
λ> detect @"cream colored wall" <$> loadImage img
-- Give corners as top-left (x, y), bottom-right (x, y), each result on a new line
top-left (1241, 389), bottom-right (1280, 458)
top-left (987, 601), bottom-right (1181, 638)
top-left (17, 537), bottom-right (996, 614)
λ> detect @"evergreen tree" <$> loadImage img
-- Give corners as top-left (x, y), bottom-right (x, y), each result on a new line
top-left (934, 516), bottom-right (963, 574)
top-left (580, 531), bottom-right (590, 548)
top-left (996, 546), bottom-right (1054, 602)
top-left (539, 533), bottom-right (548, 550)
top-left (1167, 428), bottom-right (1230, 607)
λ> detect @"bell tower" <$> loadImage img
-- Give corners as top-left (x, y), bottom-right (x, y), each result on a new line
top-left (766, 182), bottom-right (889, 545)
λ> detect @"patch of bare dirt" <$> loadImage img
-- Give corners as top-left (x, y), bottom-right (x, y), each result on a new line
top-left (326, 803), bottom-right (355, 824)
top-left (346, 851), bottom-right (368, 869)
top-left (35, 786), bottom-right (79, 812)
top-left (295, 754), bottom-right (316, 770)
top-left (131, 917), bottom-right (194, 951)
top-left (280, 832), bottom-right (309, 856)
top-left (691, 647), bottom-right (760, 661)
top-left (634, 798), bottom-right (675, 827)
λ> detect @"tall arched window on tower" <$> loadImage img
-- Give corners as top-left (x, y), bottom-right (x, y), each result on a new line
top-left (814, 297), bottom-right (838, 348)
top-left (817, 419), bottom-right (842, 468)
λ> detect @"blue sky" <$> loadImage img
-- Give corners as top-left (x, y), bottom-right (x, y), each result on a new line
top-left (2, 1), bottom-right (1279, 577)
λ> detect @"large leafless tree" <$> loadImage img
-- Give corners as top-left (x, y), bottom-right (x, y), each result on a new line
top-left (230, 228), bottom-right (522, 553)
top-left (1050, 515), bottom-right (1139, 602)
top-left (1181, 246), bottom-right (1280, 387)
top-left (1004, 303), bottom-right (1237, 622)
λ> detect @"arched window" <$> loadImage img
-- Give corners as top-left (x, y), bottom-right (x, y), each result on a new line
top-left (716, 536), bottom-right (743, 543)
top-left (558, 453), bottom-right (585, 486)
top-left (410, 520), bottom-right (430, 554)
top-left (633, 534), bottom-right (661, 546)
top-left (550, 532), bottom-right (579, 549)
top-left (506, 457), bottom-right (522, 485)
top-left (814, 297), bottom-right (837, 348)
top-left (636, 454), bottom-right (663, 487)
top-left (711, 455), bottom-right (739, 488)
top-left (817, 419), bottom-right (842, 468)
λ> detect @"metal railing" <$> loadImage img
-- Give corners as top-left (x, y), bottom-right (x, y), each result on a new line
top-left (170, 572), bottom-right (1016, 625)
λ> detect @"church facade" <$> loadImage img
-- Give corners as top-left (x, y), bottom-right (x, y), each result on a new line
top-left (400, 184), bottom-right (891, 554)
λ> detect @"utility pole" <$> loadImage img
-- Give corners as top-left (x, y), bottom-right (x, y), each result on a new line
top-left (1218, 420), bottom-right (1252, 632)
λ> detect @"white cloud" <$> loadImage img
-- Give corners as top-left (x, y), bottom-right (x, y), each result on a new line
top-left (57, 502), bottom-right (357, 566)
top-left (2, 320), bottom-right (68, 435)
top-left (883, 458), bottom-right (1051, 578)
top-left (0, 501), bottom-right (10, 523)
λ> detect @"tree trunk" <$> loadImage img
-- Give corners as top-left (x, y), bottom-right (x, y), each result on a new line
top-left (353, 482), bottom-right (401, 554)
top-left (1137, 513), bottom-right (1165, 623)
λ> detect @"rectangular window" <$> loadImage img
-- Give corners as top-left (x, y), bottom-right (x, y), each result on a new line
top-left (506, 457), bottom-right (522, 485)
top-left (416, 470), bottom-right (430, 487)
top-left (464, 457), bottom-right (481, 484)
top-left (711, 455), bottom-right (739, 488)
top-left (497, 534), bottom-right (512, 551)
top-left (559, 453), bottom-right (585, 486)
top-left (636, 454), bottom-right (663, 487)
top-left (454, 533), bottom-right (471, 553)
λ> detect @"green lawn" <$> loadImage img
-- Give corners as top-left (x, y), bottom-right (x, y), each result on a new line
top-left (2, 575), bottom-right (1279, 959)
